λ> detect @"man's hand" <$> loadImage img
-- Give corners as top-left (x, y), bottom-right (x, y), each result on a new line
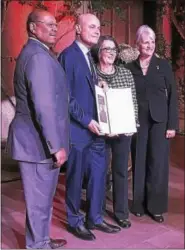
top-left (88, 120), bottom-right (101, 135)
top-left (54, 148), bottom-right (67, 168)
top-left (166, 129), bottom-right (176, 139)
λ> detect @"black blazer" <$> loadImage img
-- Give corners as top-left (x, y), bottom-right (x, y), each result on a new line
top-left (126, 55), bottom-right (179, 130)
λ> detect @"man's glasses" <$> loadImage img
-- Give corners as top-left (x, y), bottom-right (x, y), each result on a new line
top-left (100, 47), bottom-right (118, 53)
top-left (35, 21), bottom-right (58, 28)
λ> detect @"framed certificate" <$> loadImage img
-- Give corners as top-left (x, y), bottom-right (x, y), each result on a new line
top-left (95, 85), bottom-right (137, 134)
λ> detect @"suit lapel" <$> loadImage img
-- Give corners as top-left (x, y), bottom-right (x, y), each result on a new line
top-left (133, 55), bottom-right (159, 78)
top-left (28, 39), bottom-right (60, 66)
top-left (73, 42), bottom-right (96, 95)
top-left (144, 55), bottom-right (160, 83)
top-left (146, 55), bottom-right (158, 75)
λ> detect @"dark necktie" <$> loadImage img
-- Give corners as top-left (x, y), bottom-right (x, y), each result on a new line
top-left (87, 51), bottom-right (97, 82)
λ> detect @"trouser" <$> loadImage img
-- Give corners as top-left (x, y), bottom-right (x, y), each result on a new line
top-left (106, 135), bottom-right (131, 219)
top-left (131, 115), bottom-right (169, 215)
top-left (19, 161), bottom-right (60, 249)
top-left (66, 138), bottom-right (107, 227)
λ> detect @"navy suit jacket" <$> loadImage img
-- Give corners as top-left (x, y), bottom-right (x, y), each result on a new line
top-left (58, 42), bottom-right (98, 143)
top-left (126, 55), bottom-right (179, 130)
top-left (7, 39), bottom-right (70, 162)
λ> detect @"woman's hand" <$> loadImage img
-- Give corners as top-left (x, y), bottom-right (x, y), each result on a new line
top-left (124, 133), bottom-right (134, 136)
top-left (166, 130), bottom-right (176, 139)
top-left (98, 80), bottom-right (109, 92)
top-left (106, 133), bottom-right (119, 137)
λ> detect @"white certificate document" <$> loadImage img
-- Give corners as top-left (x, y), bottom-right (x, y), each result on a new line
top-left (95, 86), bottom-right (137, 134)
top-left (95, 86), bottom-right (110, 134)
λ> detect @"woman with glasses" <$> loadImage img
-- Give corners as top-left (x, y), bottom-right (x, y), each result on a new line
top-left (91, 35), bottom-right (139, 229)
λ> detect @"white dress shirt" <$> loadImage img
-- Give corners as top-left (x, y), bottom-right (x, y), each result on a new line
top-left (75, 40), bottom-right (91, 71)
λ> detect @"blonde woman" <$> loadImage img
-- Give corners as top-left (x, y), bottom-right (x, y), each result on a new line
top-left (125, 25), bottom-right (178, 223)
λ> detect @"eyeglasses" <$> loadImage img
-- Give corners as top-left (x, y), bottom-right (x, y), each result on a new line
top-left (35, 21), bottom-right (58, 28)
top-left (100, 47), bottom-right (118, 53)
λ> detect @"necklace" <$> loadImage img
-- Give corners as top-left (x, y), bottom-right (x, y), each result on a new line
top-left (140, 62), bottom-right (149, 69)
top-left (140, 59), bottom-right (150, 69)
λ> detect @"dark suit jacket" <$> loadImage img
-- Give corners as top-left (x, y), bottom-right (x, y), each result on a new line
top-left (126, 55), bottom-right (179, 130)
top-left (7, 39), bottom-right (70, 162)
top-left (58, 41), bottom-right (98, 143)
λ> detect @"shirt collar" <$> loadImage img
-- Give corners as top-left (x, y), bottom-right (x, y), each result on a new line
top-left (29, 37), bottom-right (50, 50)
top-left (75, 40), bottom-right (89, 55)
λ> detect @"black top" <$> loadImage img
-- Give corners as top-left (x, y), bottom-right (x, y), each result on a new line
top-left (125, 55), bottom-right (179, 130)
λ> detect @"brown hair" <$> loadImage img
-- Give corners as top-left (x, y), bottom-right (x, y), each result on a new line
top-left (91, 35), bottom-right (120, 64)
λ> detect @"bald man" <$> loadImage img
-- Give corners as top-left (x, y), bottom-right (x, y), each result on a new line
top-left (58, 14), bottom-right (120, 241)
top-left (7, 10), bottom-right (69, 249)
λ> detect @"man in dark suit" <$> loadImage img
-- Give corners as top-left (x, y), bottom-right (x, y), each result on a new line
top-left (58, 13), bottom-right (120, 241)
top-left (7, 10), bottom-right (70, 249)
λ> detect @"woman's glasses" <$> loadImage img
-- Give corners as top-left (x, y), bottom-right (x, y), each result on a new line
top-left (100, 47), bottom-right (118, 53)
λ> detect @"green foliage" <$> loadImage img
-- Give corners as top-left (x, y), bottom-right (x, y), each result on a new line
top-left (63, 0), bottom-right (130, 21)
top-left (91, 0), bottom-right (130, 20)
top-left (155, 33), bottom-right (172, 62)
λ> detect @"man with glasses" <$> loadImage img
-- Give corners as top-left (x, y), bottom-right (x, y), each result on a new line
top-left (58, 14), bottom-right (120, 241)
top-left (7, 10), bottom-right (69, 249)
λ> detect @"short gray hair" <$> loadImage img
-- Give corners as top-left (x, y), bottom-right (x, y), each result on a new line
top-left (26, 10), bottom-right (49, 34)
top-left (26, 11), bottom-right (40, 33)
top-left (135, 25), bottom-right (156, 46)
